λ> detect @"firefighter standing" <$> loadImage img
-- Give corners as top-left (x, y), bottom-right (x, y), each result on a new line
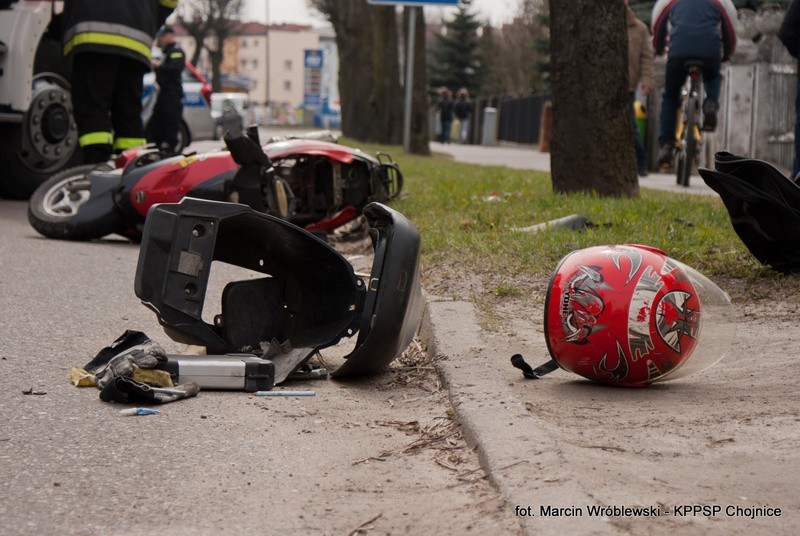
top-left (151, 25), bottom-right (185, 154)
top-left (62, 0), bottom-right (177, 164)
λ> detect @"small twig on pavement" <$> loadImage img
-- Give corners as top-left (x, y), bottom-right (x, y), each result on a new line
top-left (497, 460), bottom-right (530, 472)
top-left (584, 445), bottom-right (626, 453)
top-left (348, 513), bottom-right (383, 536)
top-left (352, 456), bottom-right (387, 466)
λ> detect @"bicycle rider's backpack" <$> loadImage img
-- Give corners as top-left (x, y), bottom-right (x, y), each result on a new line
top-left (698, 151), bottom-right (800, 273)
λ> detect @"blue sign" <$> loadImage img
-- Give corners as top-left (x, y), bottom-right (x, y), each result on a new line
top-left (367, 0), bottom-right (459, 5)
top-left (304, 49), bottom-right (323, 69)
top-left (304, 93), bottom-right (322, 108)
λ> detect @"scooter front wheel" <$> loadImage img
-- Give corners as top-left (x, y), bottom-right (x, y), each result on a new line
top-left (27, 164), bottom-right (123, 240)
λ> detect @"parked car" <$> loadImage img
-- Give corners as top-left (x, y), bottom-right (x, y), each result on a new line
top-left (142, 59), bottom-right (215, 152)
top-left (211, 93), bottom-right (248, 140)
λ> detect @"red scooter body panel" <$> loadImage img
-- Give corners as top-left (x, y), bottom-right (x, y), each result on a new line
top-left (264, 139), bottom-right (357, 164)
top-left (129, 152), bottom-right (239, 217)
top-left (128, 140), bottom-right (359, 217)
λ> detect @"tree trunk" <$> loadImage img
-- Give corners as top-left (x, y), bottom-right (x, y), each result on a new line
top-left (548, 0), bottom-right (638, 197)
top-left (210, 48), bottom-right (223, 93)
top-left (367, 7), bottom-right (402, 144)
top-left (321, 0), bottom-right (402, 145)
top-left (189, 37), bottom-right (203, 68)
top-left (407, 6), bottom-right (430, 155)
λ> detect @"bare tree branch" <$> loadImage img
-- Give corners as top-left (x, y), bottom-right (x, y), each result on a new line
top-left (177, 0), bottom-right (243, 91)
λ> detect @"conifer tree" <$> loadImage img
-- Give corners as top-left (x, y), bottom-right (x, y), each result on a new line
top-left (428, 0), bottom-right (486, 96)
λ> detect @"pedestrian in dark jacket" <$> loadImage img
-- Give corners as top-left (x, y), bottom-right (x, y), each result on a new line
top-left (151, 25), bottom-right (185, 154)
top-left (454, 88), bottom-right (472, 144)
top-left (779, 0), bottom-right (800, 178)
top-left (437, 88), bottom-right (455, 144)
top-left (651, 0), bottom-right (737, 167)
top-left (63, 0), bottom-right (177, 164)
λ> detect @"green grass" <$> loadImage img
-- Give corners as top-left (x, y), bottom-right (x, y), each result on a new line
top-left (342, 138), bottom-right (797, 298)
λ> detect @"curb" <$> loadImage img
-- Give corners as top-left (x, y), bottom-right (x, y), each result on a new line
top-left (420, 296), bottom-right (617, 535)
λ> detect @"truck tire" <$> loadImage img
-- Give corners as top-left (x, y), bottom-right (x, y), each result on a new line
top-left (27, 164), bottom-right (124, 241)
top-left (0, 73), bottom-right (81, 199)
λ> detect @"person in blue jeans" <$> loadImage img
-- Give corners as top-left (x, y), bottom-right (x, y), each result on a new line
top-left (779, 0), bottom-right (800, 179)
top-left (437, 88), bottom-right (454, 144)
top-left (652, 0), bottom-right (737, 167)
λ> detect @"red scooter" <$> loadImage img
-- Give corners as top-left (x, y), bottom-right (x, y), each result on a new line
top-left (27, 128), bottom-right (402, 240)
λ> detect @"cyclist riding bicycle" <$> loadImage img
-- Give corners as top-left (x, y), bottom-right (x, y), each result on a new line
top-left (652, 0), bottom-right (737, 168)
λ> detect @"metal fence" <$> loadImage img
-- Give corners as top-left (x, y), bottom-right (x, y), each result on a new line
top-left (497, 95), bottom-right (550, 145)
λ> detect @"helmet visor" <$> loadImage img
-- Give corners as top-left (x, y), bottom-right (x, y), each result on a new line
top-left (651, 259), bottom-right (736, 382)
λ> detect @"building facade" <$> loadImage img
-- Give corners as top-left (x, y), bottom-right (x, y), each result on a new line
top-left (174, 22), bottom-right (339, 125)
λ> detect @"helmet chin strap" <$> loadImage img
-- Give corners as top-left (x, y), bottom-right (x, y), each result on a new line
top-left (511, 354), bottom-right (559, 379)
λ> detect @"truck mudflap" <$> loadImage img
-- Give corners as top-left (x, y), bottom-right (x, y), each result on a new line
top-left (134, 197), bottom-right (423, 381)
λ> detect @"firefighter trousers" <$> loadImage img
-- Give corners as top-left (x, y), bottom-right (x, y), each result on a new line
top-left (71, 53), bottom-right (148, 163)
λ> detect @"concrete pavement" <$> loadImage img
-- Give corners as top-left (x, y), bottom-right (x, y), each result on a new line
top-left (431, 141), bottom-right (718, 196)
top-left (417, 140), bottom-right (646, 535)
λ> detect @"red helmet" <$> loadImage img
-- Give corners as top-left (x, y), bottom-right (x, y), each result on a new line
top-left (543, 245), bottom-right (734, 386)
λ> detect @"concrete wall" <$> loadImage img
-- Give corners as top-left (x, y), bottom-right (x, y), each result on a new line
top-left (267, 27), bottom-right (319, 109)
top-left (237, 35), bottom-right (269, 105)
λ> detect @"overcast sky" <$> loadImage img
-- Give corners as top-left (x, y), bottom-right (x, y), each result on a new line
top-left (244, 0), bottom-right (521, 27)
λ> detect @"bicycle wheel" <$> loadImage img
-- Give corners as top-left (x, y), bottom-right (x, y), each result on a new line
top-left (675, 147), bottom-right (688, 186)
top-left (682, 123), bottom-right (697, 188)
top-left (676, 99), bottom-right (697, 187)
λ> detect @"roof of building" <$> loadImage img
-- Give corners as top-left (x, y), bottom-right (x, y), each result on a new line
top-left (234, 22), bottom-right (269, 35)
top-left (171, 21), bottom-right (314, 37)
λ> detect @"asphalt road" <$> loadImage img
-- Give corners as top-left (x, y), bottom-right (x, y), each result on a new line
top-left (0, 200), bottom-right (517, 535)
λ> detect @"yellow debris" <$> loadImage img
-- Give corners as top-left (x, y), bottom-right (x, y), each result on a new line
top-left (131, 364), bottom-right (174, 387)
top-left (70, 366), bottom-right (97, 387)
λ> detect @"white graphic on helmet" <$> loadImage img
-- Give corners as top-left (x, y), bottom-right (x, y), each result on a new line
top-left (627, 266), bottom-right (664, 362)
top-left (646, 359), bottom-right (661, 380)
top-left (593, 340), bottom-right (630, 382)
top-left (661, 256), bottom-right (680, 275)
top-left (561, 265), bottom-right (612, 344)
top-left (656, 291), bottom-right (700, 353)
top-left (603, 246), bottom-right (643, 285)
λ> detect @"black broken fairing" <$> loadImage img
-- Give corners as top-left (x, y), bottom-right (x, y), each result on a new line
top-left (134, 197), bottom-right (423, 382)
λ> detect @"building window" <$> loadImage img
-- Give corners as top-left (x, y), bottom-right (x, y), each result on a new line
top-left (242, 40), bottom-right (248, 48)
top-left (252, 59), bottom-right (258, 69)
top-left (283, 80), bottom-right (291, 91)
top-left (241, 59), bottom-right (247, 70)
top-left (284, 60), bottom-right (292, 71)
